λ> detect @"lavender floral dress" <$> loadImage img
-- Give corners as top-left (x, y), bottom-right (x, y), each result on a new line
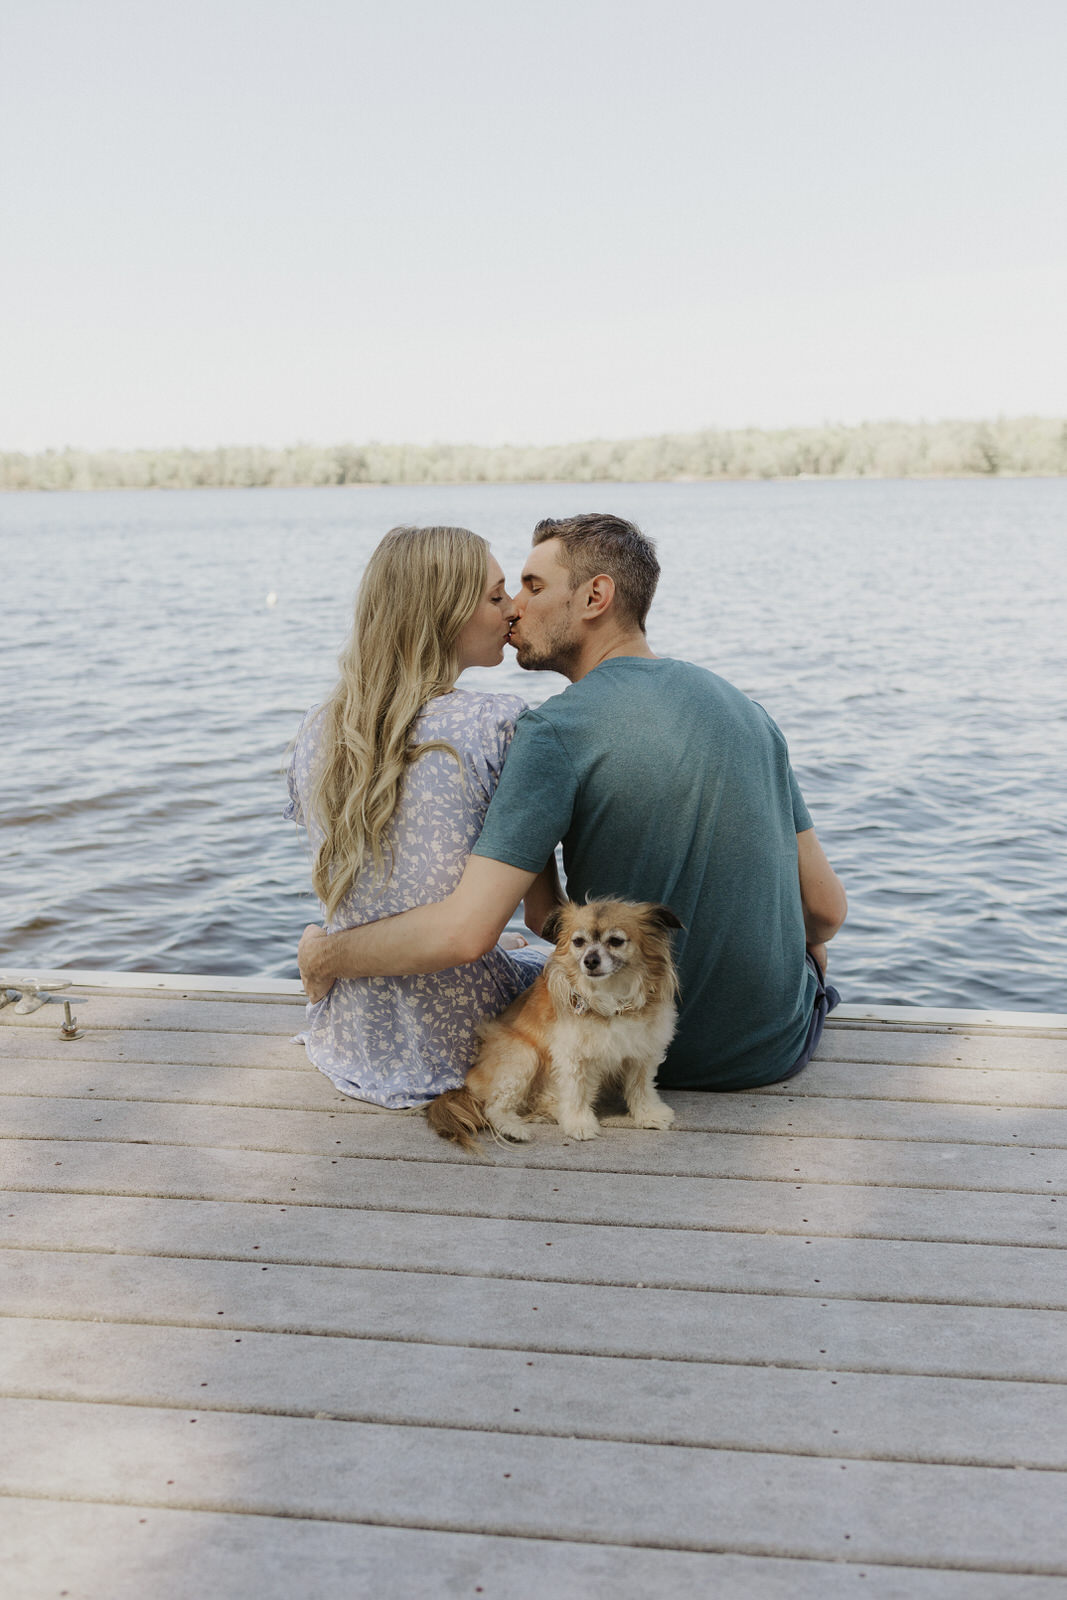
top-left (285, 690), bottom-right (546, 1108)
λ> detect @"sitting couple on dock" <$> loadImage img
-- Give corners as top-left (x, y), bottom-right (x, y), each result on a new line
top-left (287, 513), bottom-right (846, 1111)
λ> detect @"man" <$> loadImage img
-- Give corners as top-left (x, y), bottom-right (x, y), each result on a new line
top-left (300, 513), bottom-right (846, 1091)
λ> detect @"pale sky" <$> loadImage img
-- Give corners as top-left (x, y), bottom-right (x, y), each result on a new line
top-left (2, 0), bottom-right (1065, 451)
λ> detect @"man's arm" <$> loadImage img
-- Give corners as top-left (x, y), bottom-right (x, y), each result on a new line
top-left (797, 828), bottom-right (847, 950)
top-left (298, 854), bottom-right (537, 1000)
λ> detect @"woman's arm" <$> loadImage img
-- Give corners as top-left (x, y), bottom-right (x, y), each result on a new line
top-left (522, 853), bottom-right (565, 937)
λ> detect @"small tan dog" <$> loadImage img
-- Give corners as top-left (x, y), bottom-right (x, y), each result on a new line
top-left (428, 898), bottom-right (681, 1149)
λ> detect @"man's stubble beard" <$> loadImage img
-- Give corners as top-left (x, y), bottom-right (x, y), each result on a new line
top-left (514, 619), bottom-right (582, 676)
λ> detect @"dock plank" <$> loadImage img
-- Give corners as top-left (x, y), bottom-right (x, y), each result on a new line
top-left (9, 1048), bottom-right (1067, 1104)
top-left (3, 1208), bottom-right (1063, 1307)
top-left (5, 1502), bottom-right (1063, 1600)
top-left (3, 1317), bottom-right (1065, 1468)
top-left (1, 994), bottom-right (309, 1036)
top-left (7, 1083), bottom-right (1067, 1156)
top-left (3, 1155), bottom-right (1065, 1245)
top-left (4, 1250), bottom-right (1065, 1380)
top-left (3, 1399), bottom-right (1066, 1573)
top-left (6, 1010), bottom-right (1067, 1072)
top-left (9, 1112), bottom-right (1067, 1208)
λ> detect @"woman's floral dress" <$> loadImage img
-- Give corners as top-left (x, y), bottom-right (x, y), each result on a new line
top-left (285, 689), bottom-right (545, 1107)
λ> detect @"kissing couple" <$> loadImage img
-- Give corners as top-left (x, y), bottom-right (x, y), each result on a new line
top-left (286, 512), bottom-right (845, 1114)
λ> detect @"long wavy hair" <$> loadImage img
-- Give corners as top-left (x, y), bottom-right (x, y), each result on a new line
top-left (309, 525), bottom-right (489, 918)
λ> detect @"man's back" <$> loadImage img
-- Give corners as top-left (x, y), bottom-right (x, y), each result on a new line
top-left (473, 656), bottom-right (818, 1089)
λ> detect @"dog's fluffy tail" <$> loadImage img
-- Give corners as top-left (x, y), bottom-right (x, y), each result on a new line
top-left (426, 1086), bottom-right (490, 1151)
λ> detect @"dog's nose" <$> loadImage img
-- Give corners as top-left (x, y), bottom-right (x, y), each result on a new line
top-left (582, 950), bottom-right (602, 972)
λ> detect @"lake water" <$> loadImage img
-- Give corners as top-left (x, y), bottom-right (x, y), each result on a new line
top-left (2, 478), bottom-right (1065, 1013)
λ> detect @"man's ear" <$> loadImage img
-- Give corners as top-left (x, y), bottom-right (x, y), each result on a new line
top-left (582, 573), bottom-right (615, 618)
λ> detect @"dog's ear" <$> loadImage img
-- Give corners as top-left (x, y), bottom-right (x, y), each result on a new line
top-left (647, 904), bottom-right (684, 933)
top-left (540, 905), bottom-right (567, 946)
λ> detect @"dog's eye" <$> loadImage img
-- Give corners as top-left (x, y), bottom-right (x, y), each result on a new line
top-left (605, 935), bottom-right (626, 948)
top-left (571, 935), bottom-right (587, 949)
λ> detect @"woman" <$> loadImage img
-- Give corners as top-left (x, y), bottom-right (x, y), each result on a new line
top-left (285, 525), bottom-right (553, 1108)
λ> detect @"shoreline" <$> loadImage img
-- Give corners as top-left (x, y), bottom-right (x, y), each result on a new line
top-left (4, 416), bottom-right (1065, 491)
top-left (3, 469), bottom-right (1066, 494)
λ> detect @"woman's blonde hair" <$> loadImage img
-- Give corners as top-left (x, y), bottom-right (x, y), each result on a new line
top-left (310, 524), bottom-right (489, 919)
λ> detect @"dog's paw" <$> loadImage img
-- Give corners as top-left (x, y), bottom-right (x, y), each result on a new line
top-left (559, 1113), bottom-right (601, 1141)
top-left (629, 1102), bottom-right (675, 1130)
top-left (489, 1114), bottom-right (531, 1143)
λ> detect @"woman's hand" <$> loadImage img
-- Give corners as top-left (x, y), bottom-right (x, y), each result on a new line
top-left (298, 924), bottom-right (335, 1003)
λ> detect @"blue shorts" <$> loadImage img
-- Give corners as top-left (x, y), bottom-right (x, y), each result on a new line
top-left (776, 953), bottom-right (841, 1083)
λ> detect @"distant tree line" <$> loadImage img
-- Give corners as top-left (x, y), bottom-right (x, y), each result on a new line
top-left (2, 415), bottom-right (1065, 491)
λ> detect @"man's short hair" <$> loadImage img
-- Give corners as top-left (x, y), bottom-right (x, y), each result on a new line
top-left (532, 513), bottom-right (660, 631)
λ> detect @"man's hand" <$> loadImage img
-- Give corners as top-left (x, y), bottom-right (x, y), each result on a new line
top-left (807, 941), bottom-right (829, 977)
top-left (298, 924), bottom-right (335, 1003)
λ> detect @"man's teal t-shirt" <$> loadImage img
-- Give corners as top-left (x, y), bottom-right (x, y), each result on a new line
top-left (472, 656), bottom-right (818, 1090)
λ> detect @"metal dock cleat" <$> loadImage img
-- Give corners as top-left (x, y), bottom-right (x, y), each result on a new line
top-left (0, 978), bottom-right (72, 1015)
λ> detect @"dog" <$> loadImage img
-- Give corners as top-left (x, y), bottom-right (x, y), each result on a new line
top-left (427, 898), bottom-right (681, 1149)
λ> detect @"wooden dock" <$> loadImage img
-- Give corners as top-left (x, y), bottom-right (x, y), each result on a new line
top-left (2, 973), bottom-right (1066, 1598)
